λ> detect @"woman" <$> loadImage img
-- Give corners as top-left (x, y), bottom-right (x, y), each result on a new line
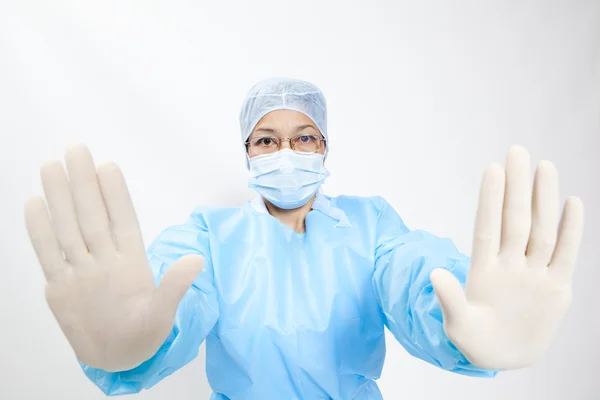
top-left (25, 78), bottom-right (584, 399)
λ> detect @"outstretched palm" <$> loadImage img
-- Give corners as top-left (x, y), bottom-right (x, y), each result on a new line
top-left (25, 144), bottom-right (204, 372)
top-left (431, 145), bottom-right (584, 370)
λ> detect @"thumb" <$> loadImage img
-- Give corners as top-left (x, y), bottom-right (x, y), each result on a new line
top-left (153, 254), bottom-right (205, 313)
top-left (430, 268), bottom-right (468, 324)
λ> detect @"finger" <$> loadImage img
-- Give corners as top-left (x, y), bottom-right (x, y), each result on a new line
top-left (526, 161), bottom-right (559, 266)
top-left (549, 197), bottom-right (584, 283)
top-left (471, 163), bottom-right (505, 268)
top-left (24, 197), bottom-right (69, 281)
top-left (96, 161), bottom-right (145, 253)
top-left (500, 145), bottom-right (532, 257)
top-left (153, 254), bottom-right (205, 315)
top-left (64, 144), bottom-right (115, 255)
top-left (41, 159), bottom-right (89, 264)
top-left (430, 268), bottom-right (468, 325)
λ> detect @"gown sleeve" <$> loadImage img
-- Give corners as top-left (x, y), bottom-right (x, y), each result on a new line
top-left (80, 212), bottom-right (220, 395)
top-left (371, 198), bottom-right (497, 377)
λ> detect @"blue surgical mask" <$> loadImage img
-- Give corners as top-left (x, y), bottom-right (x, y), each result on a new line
top-left (248, 149), bottom-right (329, 209)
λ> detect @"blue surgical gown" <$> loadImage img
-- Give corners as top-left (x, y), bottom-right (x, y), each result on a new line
top-left (81, 194), bottom-right (497, 398)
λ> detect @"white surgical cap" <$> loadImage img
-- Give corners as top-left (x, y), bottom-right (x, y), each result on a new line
top-left (239, 77), bottom-right (328, 149)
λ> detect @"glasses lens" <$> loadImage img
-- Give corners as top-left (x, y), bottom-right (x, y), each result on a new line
top-left (292, 135), bottom-right (321, 152)
top-left (250, 136), bottom-right (280, 154)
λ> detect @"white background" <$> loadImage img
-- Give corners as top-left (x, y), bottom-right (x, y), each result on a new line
top-left (1, 1), bottom-right (599, 399)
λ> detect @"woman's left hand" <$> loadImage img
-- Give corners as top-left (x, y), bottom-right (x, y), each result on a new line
top-left (430, 145), bottom-right (584, 370)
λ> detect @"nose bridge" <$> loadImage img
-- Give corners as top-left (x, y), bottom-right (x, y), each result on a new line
top-left (279, 137), bottom-right (293, 149)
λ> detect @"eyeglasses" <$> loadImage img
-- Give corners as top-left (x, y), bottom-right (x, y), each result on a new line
top-left (245, 134), bottom-right (326, 155)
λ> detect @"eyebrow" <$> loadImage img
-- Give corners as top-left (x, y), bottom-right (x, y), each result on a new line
top-left (253, 124), bottom-right (317, 134)
top-left (253, 127), bottom-right (276, 133)
top-left (293, 124), bottom-right (317, 132)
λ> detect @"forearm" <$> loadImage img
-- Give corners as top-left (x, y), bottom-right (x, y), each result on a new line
top-left (79, 277), bottom-right (218, 395)
top-left (373, 230), bottom-right (497, 377)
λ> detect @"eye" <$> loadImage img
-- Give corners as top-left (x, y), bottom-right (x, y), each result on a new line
top-left (298, 135), bottom-right (317, 143)
top-left (254, 137), bottom-right (278, 147)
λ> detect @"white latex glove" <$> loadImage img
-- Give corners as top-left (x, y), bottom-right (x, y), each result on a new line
top-left (430, 145), bottom-right (584, 370)
top-left (25, 144), bottom-right (204, 372)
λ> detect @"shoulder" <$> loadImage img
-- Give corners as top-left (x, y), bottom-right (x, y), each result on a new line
top-left (327, 194), bottom-right (408, 232)
top-left (149, 205), bottom-right (248, 245)
top-left (327, 194), bottom-right (391, 217)
top-left (146, 204), bottom-right (249, 259)
top-left (186, 205), bottom-right (246, 228)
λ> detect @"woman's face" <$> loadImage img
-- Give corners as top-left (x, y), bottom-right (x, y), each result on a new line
top-left (246, 110), bottom-right (326, 158)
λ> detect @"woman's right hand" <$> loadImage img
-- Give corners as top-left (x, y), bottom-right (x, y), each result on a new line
top-left (25, 144), bottom-right (204, 372)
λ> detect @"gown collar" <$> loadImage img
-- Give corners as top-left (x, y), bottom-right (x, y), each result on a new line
top-left (250, 188), bottom-right (351, 227)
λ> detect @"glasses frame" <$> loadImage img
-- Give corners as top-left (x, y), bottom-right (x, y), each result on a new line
top-left (244, 134), bottom-right (327, 154)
